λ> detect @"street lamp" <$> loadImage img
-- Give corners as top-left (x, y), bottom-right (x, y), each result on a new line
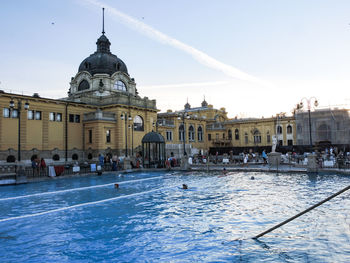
top-left (120, 112), bottom-right (132, 157)
top-left (177, 111), bottom-right (190, 156)
top-left (129, 123), bottom-right (137, 156)
top-left (152, 120), bottom-right (162, 132)
top-left (9, 98), bottom-right (29, 162)
top-left (297, 97), bottom-right (318, 152)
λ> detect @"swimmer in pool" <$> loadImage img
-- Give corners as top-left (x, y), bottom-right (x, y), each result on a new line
top-left (218, 168), bottom-right (228, 177)
top-left (114, 183), bottom-right (119, 188)
top-left (182, 184), bottom-right (188, 189)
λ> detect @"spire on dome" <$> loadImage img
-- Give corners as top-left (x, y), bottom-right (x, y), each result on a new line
top-left (102, 7), bottom-right (105, 35)
top-left (96, 8), bottom-right (111, 53)
top-left (184, 98), bottom-right (191, 110)
top-left (201, 95), bottom-right (208, 107)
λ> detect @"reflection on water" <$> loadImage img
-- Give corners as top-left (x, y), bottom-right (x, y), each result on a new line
top-left (0, 171), bottom-right (349, 262)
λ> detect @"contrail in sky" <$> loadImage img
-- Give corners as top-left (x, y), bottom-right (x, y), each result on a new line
top-left (140, 81), bottom-right (229, 90)
top-left (83, 0), bottom-right (268, 86)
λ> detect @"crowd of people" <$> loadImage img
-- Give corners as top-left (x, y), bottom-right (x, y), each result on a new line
top-left (31, 157), bottom-right (47, 176)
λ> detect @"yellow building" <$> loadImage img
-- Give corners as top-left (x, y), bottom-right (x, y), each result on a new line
top-left (157, 100), bottom-right (296, 157)
top-left (0, 28), bottom-right (157, 163)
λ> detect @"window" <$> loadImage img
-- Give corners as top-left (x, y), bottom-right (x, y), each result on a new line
top-left (6, 155), bottom-right (16, 162)
top-left (197, 126), bottom-right (203, 141)
top-left (253, 130), bottom-right (261, 144)
top-left (78, 79), bottom-right (89, 91)
top-left (188, 125), bottom-right (195, 141)
top-left (72, 154), bottom-right (78, 160)
top-left (75, 115), bottom-right (80, 123)
top-left (216, 133), bottom-right (219, 140)
top-left (297, 124), bottom-right (302, 133)
top-left (288, 139), bottom-right (293, 146)
top-left (222, 133), bottom-right (225, 139)
top-left (106, 130), bottom-right (111, 143)
top-left (88, 130), bottom-right (92, 143)
top-left (277, 125), bottom-right (282, 134)
top-left (287, 125), bottom-right (292, 134)
top-left (52, 154), bottom-right (60, 161)
top-left (133, 115), bottom-right (144, 131)
top-left (228, 129), bottom-right (232, 140)
top-left (166, 131), bottom-right (173, 141)
top-left (27, 110), bottom-right (34, 120)
top-left (208, 134), bottom-right (212, 141)
top-left (114, 80), bottom-right (126, 91)
top-left (3, 108), bottom-right (9, 118)
top-left (69, 114), bottom-right (80, 123)
top-left (179, 124), bottom-right (184, 141)
top-left (267, 132), bottom-right (271, 143)
top-left (35, 111), bottom-right (41, 120)
top-left (56, 113), bottom-right (62, 122)
top-left (4, 108), bottom-right (21, 118)
top-left (235, 129), bottom-right (239, 140)
top-left (244, 133), bottom-right (248, 144)
top-left (11, 109), bottom-right (18, 118)
top-left (49, 112), bottom-right (56, 121)
top-left (278, 140), bottom-right (283, 146)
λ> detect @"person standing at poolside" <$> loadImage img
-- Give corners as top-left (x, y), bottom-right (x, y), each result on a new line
top-left (262, 150), bottom-right (268, 165)
top-left (99, 154), bottom-right (104, 167)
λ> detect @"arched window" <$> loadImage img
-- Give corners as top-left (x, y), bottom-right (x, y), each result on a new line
top-left (88, 153), bottom-right (93, 160)
top-left (72, 153), bottom-right (78, 160)
top-left (52, 154), bottom-right (60, 161)
top-left (114, 80), bottom-right (126, 91)
top-left (188, 125), bottom-right (195, 141)
top-left (228, 129), bottom-right (232, 140)
top-left (253, 130), bottom-right (261, 144)
top-left (179, 124), bottom-right (184, 141)
top-left (197, 126), bottom-right (203, 141)
top-left (133, 115), bottom-right (144, 131)
top-left (277, 125), bottom-right (283, 134)
top-left (6, 155), bottom-right (16, 163)
top-left (287, 125), bottom-right (292, 134)
top-left (235, 129), bottom-right (239, 140)
top-left (244, 132), bottom-right (248, 144)
top-left (78, 80), bottom-right (89, 91)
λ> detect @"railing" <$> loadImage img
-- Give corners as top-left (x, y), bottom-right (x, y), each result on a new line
top-left (84, 111), bottom-right (116, 121)
top-left (212, 139), bottom-right (232, 145)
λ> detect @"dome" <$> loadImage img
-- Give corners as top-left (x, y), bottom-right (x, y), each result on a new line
top-left (78, 34), bottom-right (128, 76)
top-left (142, 132), bottom-right (165, 143)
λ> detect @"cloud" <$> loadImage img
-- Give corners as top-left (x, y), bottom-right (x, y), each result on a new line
top-left (82, 0), bottom-right (269, 87)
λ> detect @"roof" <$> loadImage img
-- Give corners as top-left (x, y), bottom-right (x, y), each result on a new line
top-left (142, 131), bottom-right (165, 143)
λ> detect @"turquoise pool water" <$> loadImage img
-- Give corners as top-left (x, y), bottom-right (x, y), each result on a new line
top-left (0, 171), bottom-right (349, 262)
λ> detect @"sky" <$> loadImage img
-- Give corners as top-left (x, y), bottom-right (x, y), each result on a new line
top-left (1, 0), bottom-right (350, 118)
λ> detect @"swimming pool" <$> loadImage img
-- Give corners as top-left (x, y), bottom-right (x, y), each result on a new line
top-left (0, 171), bottom-right (349, 262)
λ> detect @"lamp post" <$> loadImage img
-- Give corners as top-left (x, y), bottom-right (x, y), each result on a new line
top-left (129, 123), bottom-right (137, 156)
top-left (153, 120), bottom-right (162, 132)
top-left (177, 111), bottom-right (190, 156)
top-left (9, 98), bottom-right (29, 162)
top-left (297, 97), bottom-right (318, 152)
top-left (120, 113), bottom-right (132, 157)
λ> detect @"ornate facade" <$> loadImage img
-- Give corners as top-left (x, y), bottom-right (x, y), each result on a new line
top-left (157, 101), bottom-right (296, 157)
top-left (0, 27), bottom-right (157, 163)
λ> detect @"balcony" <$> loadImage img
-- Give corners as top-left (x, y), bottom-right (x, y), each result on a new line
top-left (84, 110), bottom-right (116, 122)
top-left (212, 138), bottom-right (232, 146)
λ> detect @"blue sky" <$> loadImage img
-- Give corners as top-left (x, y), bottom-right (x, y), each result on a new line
top-left (1, 0), bottom-right (350, 117)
